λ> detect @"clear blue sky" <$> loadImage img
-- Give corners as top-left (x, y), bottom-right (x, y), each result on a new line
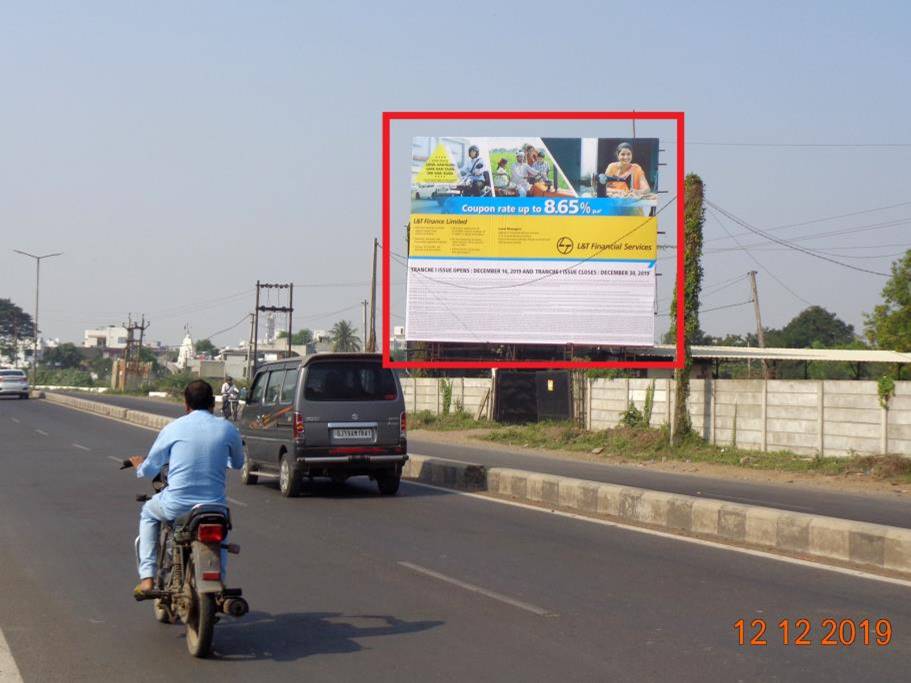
top-left (2, 1), bottom-right (909, 346)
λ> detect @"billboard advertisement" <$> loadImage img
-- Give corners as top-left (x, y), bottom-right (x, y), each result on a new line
top-left (406, 136), bottom-right (660, 347)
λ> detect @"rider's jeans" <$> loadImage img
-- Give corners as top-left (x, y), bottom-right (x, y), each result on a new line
top-left (137, 493), bottom-right (227, 580)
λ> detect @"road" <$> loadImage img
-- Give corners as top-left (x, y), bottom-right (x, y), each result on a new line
top-left (0, 398), bottom-right (909, 681)
top-left (58, 391), bottom-right (911, 529)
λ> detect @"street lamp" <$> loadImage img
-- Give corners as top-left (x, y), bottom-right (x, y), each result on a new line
top-left (13, 250), bottom-right (62, 385)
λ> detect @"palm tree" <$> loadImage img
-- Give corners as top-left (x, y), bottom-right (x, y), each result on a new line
top-left (330, 320), bottom-right (361, 352)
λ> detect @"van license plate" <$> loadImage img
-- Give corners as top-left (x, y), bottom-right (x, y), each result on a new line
top-left (333, 428), bottom-right (374, 440)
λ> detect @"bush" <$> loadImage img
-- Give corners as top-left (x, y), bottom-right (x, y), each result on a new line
top-left (620, 402), bottom-right (644, 428)
top-left (36, 368), bottom-right (96, 387)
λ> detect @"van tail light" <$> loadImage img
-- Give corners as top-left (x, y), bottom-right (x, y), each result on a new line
top-left (293, 411), bottom-right (305, 438)
top-left (400, 411), bottom-right (406, 439)
top-left (198, 524), bottom-right (225, 544)
top-left (202, 571), bottom-right (221, 581)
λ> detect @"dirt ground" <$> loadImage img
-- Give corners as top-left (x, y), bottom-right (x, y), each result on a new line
top-left (411, 428), bottom-right (911, 500)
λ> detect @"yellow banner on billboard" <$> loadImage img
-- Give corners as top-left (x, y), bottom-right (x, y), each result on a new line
top-left (408, 214), bottom-right (657, 260)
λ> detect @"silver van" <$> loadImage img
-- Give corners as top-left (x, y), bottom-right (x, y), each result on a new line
top-left (237, 354), bottom-right (407, 497)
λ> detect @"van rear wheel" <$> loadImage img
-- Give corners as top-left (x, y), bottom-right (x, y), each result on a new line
top-left (279, 455), bottom-right (301, 498)
top-left (376, 471), bottom-right (401, 496)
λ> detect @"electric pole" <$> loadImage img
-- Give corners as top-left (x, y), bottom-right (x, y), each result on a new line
top-left (13, 250), bottom-right (62, 385)
top-left (120, 314), bottom-right (150, 390)
top-left (748, 271), bottom-right (769, 379)
top-left (362, 299), bottom-right (368, 350)
top-left (251, 282), bottom-right (294, 371)
top-left (367, 237), bottom-right (378, 352)
top-left (245, 313), bottom-right (255, 381)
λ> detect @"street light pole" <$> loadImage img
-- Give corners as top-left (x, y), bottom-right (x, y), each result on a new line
top-left (13, 250), bottom-right (62, 385)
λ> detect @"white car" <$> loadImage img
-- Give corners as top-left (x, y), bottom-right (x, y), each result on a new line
top-left (0, 369), bottom-right (29, 399)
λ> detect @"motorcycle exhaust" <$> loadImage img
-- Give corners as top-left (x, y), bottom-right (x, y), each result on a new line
top-left (222, 597), bottom-right (249, 617)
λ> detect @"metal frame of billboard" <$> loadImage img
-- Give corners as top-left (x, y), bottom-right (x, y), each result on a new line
top-left (382, 111), bottom-right (685, 371)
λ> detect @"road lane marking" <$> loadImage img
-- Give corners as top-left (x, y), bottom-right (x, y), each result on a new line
top-left (405, 480), bottom-right (911, 590)
top-left (72, 443), bottom-right (91, 451)
top-left (398, 561), bottom-right (557, 617)
top-left (107, 456), bottom-right (123, 464)
top-left (34, 429), bottom-right (48, 436)
top-left (0, 626), bottom-right (24, 682)
top-left (9, 418), bottom-right (19, 424)
top-left (226, 497), bottom-right (248, 507)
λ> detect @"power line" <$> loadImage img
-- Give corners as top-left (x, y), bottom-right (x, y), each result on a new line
top-left (667, 141), bottom-right (911, 149)
top-left (706, 201), bottom-right (890, 277)
top-left (706, 208), bottom-right (814, 306)
top-left (298, 302), bottom-right (363, 321)
top-left (656, 273), bottom-right (747, 305)
top-left (204, 314), bottom-right (250, 341)
top-left (658, 299), bottom-right (754, 317)
top-left (705, 216), bottom-right (911, 246)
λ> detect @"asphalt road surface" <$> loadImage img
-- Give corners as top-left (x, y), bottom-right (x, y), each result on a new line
top-left (58, 391), bottom-right (911, 529)
top-left (1, 397), bottom-right (909, 681)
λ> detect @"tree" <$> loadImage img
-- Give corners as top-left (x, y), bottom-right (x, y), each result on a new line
top-left (777, 306), bottom-right (855, 348)
top-left (194, 339), bottom-right (218, 356)
top-left (0, 298), bottom-right (35, 339)
top-left (43, 342), bottom-right (84, 369)
top-left (865, 249), bottom-right (911, 352)
top-left (330, 320), bottom-right (361, 352)
top-left (0, 299), bottom-right (35, 359)
top-left (277, 328), bottom-right (313, 345)
top-left (670, 174), bottom-right (705, 445)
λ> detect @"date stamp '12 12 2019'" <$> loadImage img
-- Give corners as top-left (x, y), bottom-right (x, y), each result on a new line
top-left (734, 618), bottom-right (892, 647)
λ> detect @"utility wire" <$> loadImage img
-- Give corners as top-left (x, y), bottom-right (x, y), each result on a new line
top-left (204, 314), bottom-right (250, 341)
top-left (707, 208), bottom-right (814, 306)
top-left (669, 141), bottom-right (911, 149)
top-left (705, 216), bottom-right (911, 246)
top-left (706, 201), bottom-right (890, 277)
top-left (658, 299), bottom-right (754, 317)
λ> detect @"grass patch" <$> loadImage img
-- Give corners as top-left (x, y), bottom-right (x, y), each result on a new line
top-left (409, 410), bottom-right (487, 431)
top-left (480, 421), bottom-right (911, 484)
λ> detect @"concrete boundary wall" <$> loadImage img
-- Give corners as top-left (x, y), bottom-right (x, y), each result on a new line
top-left (588, 379), bottom-right (911, 458)
top-left (400, 378), bottom-right (492, 419)
top-left (403, 454), bottom-right (911, 577)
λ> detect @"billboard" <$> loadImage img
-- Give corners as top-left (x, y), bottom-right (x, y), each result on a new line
top-left (406, 136), bottom-right (660, 347)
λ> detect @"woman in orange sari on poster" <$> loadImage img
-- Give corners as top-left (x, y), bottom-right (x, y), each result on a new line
top-left (601, 142), bottom-right (651, 198)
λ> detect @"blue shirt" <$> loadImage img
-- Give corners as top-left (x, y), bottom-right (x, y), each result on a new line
top-left (137, 410), bottom-right (244, 519)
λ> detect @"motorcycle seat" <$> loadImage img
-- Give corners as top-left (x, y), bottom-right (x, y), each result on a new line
top-left (174, 504), bottom-right (230, 533)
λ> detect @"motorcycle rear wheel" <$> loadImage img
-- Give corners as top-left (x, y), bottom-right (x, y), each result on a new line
top-left (184, 578), bottom-right (216, 657)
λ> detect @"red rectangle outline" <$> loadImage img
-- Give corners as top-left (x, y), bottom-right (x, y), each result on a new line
top-left (382, 111), bottom-right (685, 370)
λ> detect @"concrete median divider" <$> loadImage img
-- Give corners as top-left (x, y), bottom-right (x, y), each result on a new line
top-left (44, 391), bottom-right (166, 428)
top-left (407, 454), bottom-right (911, 577)
top-left (39, 392), bottom-right (911, 577)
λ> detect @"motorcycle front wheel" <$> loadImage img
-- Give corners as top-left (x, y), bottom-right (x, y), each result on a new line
top-left (184, 578), bottom-right (216, 657)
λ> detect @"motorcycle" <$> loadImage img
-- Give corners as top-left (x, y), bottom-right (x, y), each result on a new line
top-left (124, 460), bottom-right (249, 658)
top-left (221, 387), bottom-right (240, 422)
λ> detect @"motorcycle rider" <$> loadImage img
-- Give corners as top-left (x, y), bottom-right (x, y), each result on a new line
top-left (220, 376), bottom-right (239, 419)
top-left (130, 380), bottom-right (244, 597)
top-left (459, 144), bottom-right (490, 196)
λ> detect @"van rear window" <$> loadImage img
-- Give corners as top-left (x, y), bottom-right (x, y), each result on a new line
top-left (304, 361), bottom-right (397, 401)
